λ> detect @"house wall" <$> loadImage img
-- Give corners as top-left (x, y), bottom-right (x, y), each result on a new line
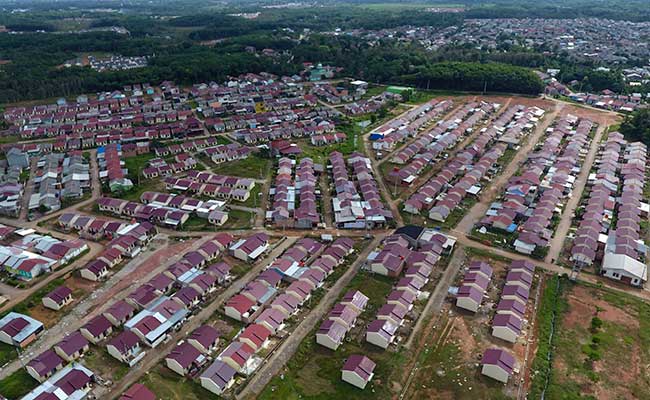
top-left (341, 371), bottom-right (369, 389)
top-left (456, 298), bottom-right (479, 313)
top-left (366, 332), bottom-right (390, 349)
top-left (42, 297), bottom-right (63, 310)
top-left (166, 358), bottom-right (187, 376)
top-left (316, 334), bottom-right (340, 350)
top-left (492, 327), bottom-right (517, 343)
top-left (481, 364), bottom-right (509, 383)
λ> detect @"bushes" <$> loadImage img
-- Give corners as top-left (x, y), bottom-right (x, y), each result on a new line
top-left (528, 274), bottom-right (570, 399)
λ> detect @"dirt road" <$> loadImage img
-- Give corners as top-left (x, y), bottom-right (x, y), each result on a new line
top-left (455, 102), bottom-right (564, 235)
top-left (545, 123), bottom-right (606, 264)
top-left (236, 234), bottom-right (386, 400)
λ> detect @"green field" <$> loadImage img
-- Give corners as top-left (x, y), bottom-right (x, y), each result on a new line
top-left (0, 368), bottom-right (38, 399)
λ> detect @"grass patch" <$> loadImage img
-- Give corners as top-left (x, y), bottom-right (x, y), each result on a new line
top-left (0, 342), bottom-right (19, 368)
top-left (0, 368), bottom-right (38, 399)
top-left (211, 154), bottom-right (271, 179)
top-left (139, 364), bottom-right (214, 400)
top-left (83, 348), bottom-right (129, 382)
top-left (240, 184), bottom-right (262, 208)
top-left (2, 277), bottom-right (66, 317)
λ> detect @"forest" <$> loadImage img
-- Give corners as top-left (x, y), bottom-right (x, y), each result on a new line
top-left (0, 0), bottom-right (643, 103)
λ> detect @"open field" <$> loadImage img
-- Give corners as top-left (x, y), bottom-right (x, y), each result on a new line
top-left (532, 280), bottom-right (650, 400)
top-left (139, 364), bottom-right (214, 400)
top-left (0, 368), bottom-right (38, 399)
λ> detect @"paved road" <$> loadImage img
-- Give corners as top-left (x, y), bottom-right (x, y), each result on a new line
top-left (103, 237), bottom-right (297, 400)
top-left (236, 234), bottom-right (387, 400)
top-left (19, 158), bottom-right (38, 220)
top-left (545, 122), bottom-right (606, 263)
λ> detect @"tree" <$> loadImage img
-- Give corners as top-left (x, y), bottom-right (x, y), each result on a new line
top-left (620, 108), bottom-right (650, 145)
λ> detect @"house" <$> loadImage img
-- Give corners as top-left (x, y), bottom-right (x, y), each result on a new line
top-left (255, 307), bottom-right (287, 334)
top-left (107, 330), bottom-right (145, 366)
top-left (366, 318), bottom-right (398, 349)
top-left (80, 314), bottom-right (113, 344)
top-left (316, 319), bottom-right (347, 350)
top-left (80, 259), bottom-right (110, 281)
top-left (229, 233), bottom-right (269, 262)
top-left (126, 296), bottom-right (189, 347)
top-left (341, 354), bottom-right (376, 389)
top-left (188, 325), bottom-right (220, 354)
top-left (20, 363), bottom-right (94, 400)
top-left (201, 360), bottom-right (237, 396)
top-left (166, 341), bottom-right (207, 376)
top-left (120, 383), bottom-right (156, 400)
top-left (224, 294), bottom-right (257, 322)
top-left (103, 300), bottom-right (136, 327)
top-left (341, 290), bottom-right (369, 314)
top-left (172, 286), bottom-right (202, 308)
top-left (0, 312), bottom-right (44, 348)
top-left (492, 314), bottom-right (523, 343)
top-left (601, 252), bottom-right (648, 287)
top-left (54, 331), bottom-right (89, 362)
top-left (481, 348), bottom-right (516, 383)
top-left (376, 303), bottom-right (407, 326)
top-left (218, 341), bottom-right (256, 374)
top-left (328, 303), bottom-right (358, 330)
top-left (237, 323), bottom-right (271, 352)
top-left (42, 285), bottom-right (73, 310)
top-left (455, 285), bottom-right (484, 313)
top-left (270, 293), bottom-right (300, 317)
top-left (26, 349), bottom-right (64, 382)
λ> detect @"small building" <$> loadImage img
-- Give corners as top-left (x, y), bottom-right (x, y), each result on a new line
top-left (492, 313), bottom-right (523, 343)
top-left (26, 349), bottom-right (64, 382)
top-left (481, 348), bottom-right (516, 383)
top-left (316, 319), bottom-right (347, 350)
top-left (366, 318), bottom-right (398, 349)
top-left (42, 286), bottom-right (73, 310)
top-left (601, 252), bottom-right (648, 287)
top-left (341, 354), bottom-right (376, 389)
top-left (80, 314), bottom-right (113, 344)
top-left (166, 341), bottom-right (207, 376)
top-left (107, 330), bottom-right (145, 366)
top-left (120, 383), bottom-right (156, 400)
top-left (103, 300), bottom-right (136, 327)
top-left (455, 285), bottom-right (484, 313)
top-left (187, 325), bottom-right (220, 354)
top-left (54, 331), bottom-right (89, 362)
top-left (0, 312), bottom-right (44, 348)
top-left (200, 359), bottom-right (237, 396)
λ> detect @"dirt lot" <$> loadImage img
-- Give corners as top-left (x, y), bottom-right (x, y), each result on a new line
top-left (545, 283), bottom-right (650, 400)
top-left (405, 249), bottom-right (540, 400)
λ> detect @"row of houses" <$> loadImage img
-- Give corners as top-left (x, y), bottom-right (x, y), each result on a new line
top-left (165, 169), bottom-right (256, 202)
top-left (268, 157), bottom-right (320, 228)
top-left (29, 152), bottom-right (91, 213)
top-left (388, 101), bottom-right (492, 186)
top-left (491, 260), bottom-right (535, 344)
top-left (141, 154), bottom-right (198, 179)
top-left (570, 132), bottom-right (649, 286)
top-left (316, 291), bottom-right (369, 350)
top-left (371, 99), bottom-right (453, 158)
top-left (0, 181), bottom-right (23, 217)
top-left (479, 115), bottom-right (577, 234)
top-left (231, 118), bottom-right (338, 144)
top-left (403, 104), bottom-right (539, 215)
top-left (210, 237), bottom-right (355, 395)
top-left (456, 261), bottom-right (494, 313)
top-left (387, 100), bottom-right (481, 165)
top-left (98, 144), bottom-right (133, 193)
top-left (79, 222), bottom-right (157, 281)
top-left (330, 151), bottom-right (393, 229)
top-left (203, 142), bottom-right (253, 165)
top-left (514, 118), bottom-right (593, 255)
top-left (1, 232), bottom-right (88, 281)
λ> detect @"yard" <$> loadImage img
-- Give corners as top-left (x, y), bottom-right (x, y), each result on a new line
top-left (83, 348), bottom-right (130, 382)
top-left (258, 271), bottom-right (406, 400)
top-left (530, 280), bottom-right (650, 399)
